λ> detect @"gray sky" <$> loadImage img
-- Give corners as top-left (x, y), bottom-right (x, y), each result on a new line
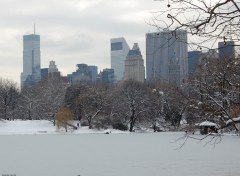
top-left (0, 0), bottom-right (167, 86)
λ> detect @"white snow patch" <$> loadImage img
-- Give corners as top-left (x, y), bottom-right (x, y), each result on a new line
top-left (226, 117), bottom-right (240, 125)
top-left (0, 120), bottom-right (128, 135)
top-left (197, 120), bottom-right (217, 127)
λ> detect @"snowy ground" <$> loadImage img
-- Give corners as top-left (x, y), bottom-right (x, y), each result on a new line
top-left (0, 120), bottom-right (239, 176)
top-left (0, 120), bottom-right (128, 135)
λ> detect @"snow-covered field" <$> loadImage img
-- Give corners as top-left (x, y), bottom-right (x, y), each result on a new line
top-left (0, 120), bottom-right (239, 176)
top-left (0, 120), bottom-right (127, 135)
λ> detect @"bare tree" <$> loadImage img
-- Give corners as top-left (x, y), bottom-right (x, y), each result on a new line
top-left (0, 78), bottom-right (19, 120)
top-left (36, 76), bottom-right (68, 120)
top-left (18, 76), bottom-right (68, 120)
top-left (151, 0), bottom-right (240, 133)
top-left (152, 0), bottom-right (240, 49)
top-left (115, 81), bottom-right (150, 132)
top-left (76, 84), bottom-right (106, 129)
top-left (188, 55), bottom-right (240, 132)
top-left (150, 82), bottom-right (190, 130)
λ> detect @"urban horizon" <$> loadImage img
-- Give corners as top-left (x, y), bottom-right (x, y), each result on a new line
top-left (0, 0), bottom-right (225, 87)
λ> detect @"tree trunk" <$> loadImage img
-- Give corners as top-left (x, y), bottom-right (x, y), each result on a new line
top-left (129, 107), bottom-right (135, 132)
top-left (87, 116), bottom-right (92, 129)
top-left (129, 115), bottom-right (135, 132)
top-left (129, 121), bottom-right (134, 132)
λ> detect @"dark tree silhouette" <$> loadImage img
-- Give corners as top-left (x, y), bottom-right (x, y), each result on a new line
top-left (151, 0), bottom-right (240, 49)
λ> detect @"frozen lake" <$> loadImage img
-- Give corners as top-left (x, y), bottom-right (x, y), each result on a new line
top-left (0, 132), bottom-right (239, 176)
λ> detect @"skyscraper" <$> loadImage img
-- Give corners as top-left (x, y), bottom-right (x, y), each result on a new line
top-left (146, 30), bottom-right (188, 85)
top-left (111, 37), bottom-right (130, 82)
top-left (21, 31), bottom-right (41, 89)
top-left (218, 41), bottom-right (235, 60)
top-left (124, 43), bottom-right (145, 82)
top-left (188, 51), bottom-right (202, 74)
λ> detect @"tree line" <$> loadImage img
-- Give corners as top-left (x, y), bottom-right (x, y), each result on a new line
top-left (0, 56), bottom-right (240, 132)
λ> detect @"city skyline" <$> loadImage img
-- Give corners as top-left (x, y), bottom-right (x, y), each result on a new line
top-left (0, 0), bottom-right (166, 86)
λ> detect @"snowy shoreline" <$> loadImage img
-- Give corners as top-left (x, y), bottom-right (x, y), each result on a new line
top-left (0, 120), bottom-right (238, 136)
top-left (0, 120), bottom-right (133, 135)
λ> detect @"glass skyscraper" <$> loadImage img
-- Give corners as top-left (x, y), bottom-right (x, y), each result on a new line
top-left (146, 30), bottom-right (188, 85)
top-left (111, 37), bottom-right (130, 82)
top-left (21, 34), bottom-right (41, 89)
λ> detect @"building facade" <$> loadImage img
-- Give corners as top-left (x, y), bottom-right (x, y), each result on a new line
top-left (124, 43), bottom-right (145, 82)
top-left (218, 41), bottom-right (235, 60)
top-left (21, 34), bottom-right (41, 89)
top-left (146, 30), bottom-right (188, 85)
top-left (111, 37), bottom-right (130, 82)
top-left (68, 64), bottom-right (98, 85)
top-left (98, 68), bottom-right (115, 84)
top-left (49, 61), bottom-right (58, 73)
top-left (41, 68), bottom-right (48, 79)
top-left (48, 60), bottom-right (60, 78)
top-left (188, 51), bottom-right (202, 74)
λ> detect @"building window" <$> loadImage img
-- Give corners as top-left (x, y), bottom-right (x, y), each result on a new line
top-left (111, 42), bottom-right (123, 51)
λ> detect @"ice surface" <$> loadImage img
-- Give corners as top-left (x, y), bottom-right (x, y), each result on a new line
top-left (0, 131), bottom-right (239, 176)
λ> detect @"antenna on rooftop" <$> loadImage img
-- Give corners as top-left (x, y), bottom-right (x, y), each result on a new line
top-left (34, 24), bottom-right (36, 34)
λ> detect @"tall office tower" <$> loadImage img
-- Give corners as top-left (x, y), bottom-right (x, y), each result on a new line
top-left (88, 66), bottom-right (98, 82)
top-left (218, 41), bottom-right (235, 59)
top-left (124, 43), bottom-right (145, 82)
top-left (188, 51), bottom-right (202, 74)
top-left (111, 37), bottom-right (130, 81)
top-left (146, 30), bottom-right (188, 85)
top-left (21, 32), bottom-right (41, 89)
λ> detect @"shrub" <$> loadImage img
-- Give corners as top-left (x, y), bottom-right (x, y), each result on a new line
top-left (56, 107), bottom-right (73, 132)
top-left (81, 121), bottom-right (88, 127)
top-left (112, 122), bottom-right (128, 131)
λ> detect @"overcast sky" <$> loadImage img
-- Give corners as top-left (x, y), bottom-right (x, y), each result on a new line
top-left (0, 0), bottom-right (168, 86)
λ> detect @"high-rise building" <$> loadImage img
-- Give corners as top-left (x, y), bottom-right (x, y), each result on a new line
top-left (49, 61), bottom-right (58, 73)
top-left (21, 32), bottom-right (41, 89)
top-left (146, 30), bottom-right (188, 85)
top-left (48, 60), bottom-right (60, 78)
top-left (218, 41), bottom-right (235, 59)
top-left (111, 37), bottom-right (130, 82)
top-left (188, 51), bottom-right (202, 74)
top-left (68, 64), bottom-right (98, 85)
top-left (88, 66), bottom-right (98, 82)
top-left (98, 68), bottom-right (115, 84)
top-left (41, 68), bottom-right (48, 79)
top-left (124, 43), bottom-right (145, 82)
